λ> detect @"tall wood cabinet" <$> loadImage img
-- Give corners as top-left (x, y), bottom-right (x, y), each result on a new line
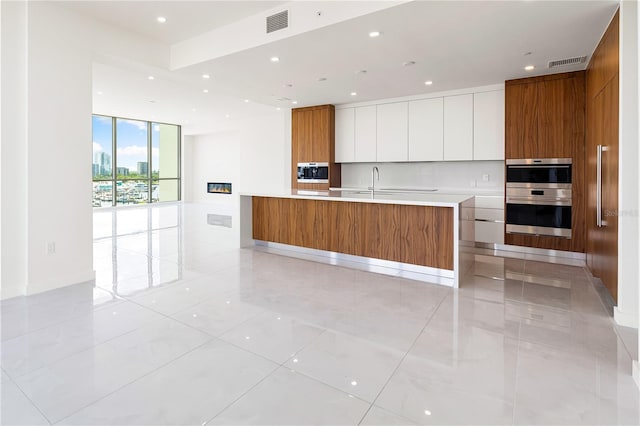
top-left (291, 105), bottom-right (341, 190)
top-left (586, 10), bottom-right (619, 302)
top-left (504, 71), bottom-right (586, 252)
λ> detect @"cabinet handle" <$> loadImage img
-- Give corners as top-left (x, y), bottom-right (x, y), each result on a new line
top-left (596, 145), bottom-right (607, 227)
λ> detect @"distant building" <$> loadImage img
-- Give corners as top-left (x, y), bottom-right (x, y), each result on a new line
top-left (137, 161), bottom-right (148, 175)
top-left (93, 152), bottom-right (111, 175)
top-left (92, 163), bottom-right (100, 177)
top-left (116, 167), bottom-right (129, 176)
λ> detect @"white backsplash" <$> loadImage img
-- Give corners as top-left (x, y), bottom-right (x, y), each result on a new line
top-left (340, 161), bottom-right (504, 192)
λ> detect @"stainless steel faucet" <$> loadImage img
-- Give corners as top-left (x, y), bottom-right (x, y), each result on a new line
top-left (370, 166), bottom-right (379, 191)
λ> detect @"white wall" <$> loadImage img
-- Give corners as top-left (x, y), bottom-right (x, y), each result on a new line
top-left (183, 110), bottom-right (289, 237)
top-left (0, 2), bottom-right (171, 299)
top-left (341, 161), bottom-right (504, 193)
top-left (1, 1), bottom-right (29, 299)
top-left (616, 0), bottom-right (639, 329)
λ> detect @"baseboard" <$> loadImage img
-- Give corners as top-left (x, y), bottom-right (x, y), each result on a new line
top-left (26, 269), bottom-right (96, 296)
top-left (614, 306), bottom-right (639, 328)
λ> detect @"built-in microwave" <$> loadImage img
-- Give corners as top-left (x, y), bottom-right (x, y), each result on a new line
top-left (505, 158), bottom-right (573, 238)
top-left (297, 162), bottom-right (329, 183)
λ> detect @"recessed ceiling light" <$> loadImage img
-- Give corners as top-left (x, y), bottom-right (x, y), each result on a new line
top-left (148, 76), bottom-right (155, 80)
top-left (424, 410), bottom-right (432, 416)
top-left (202, 89), bottom-right (209, 93)
top-left (97, 91), bottom-right (103, 95)
top-left (202, 74), bottom-right (210, 79)
top-left (350, 92), bottom-right (357, 96)
top-left (157, 16), bottom-right (166, 23)
top-left (369, 31), bottom-right (381, 38)
top-left (270, 56), bottom-right (280, 62)
top-left (524, 51), bottom-right (533, 56)
top-left (225, 114), bottom-right (230, 118)
top-left (191, 108), bottom-right (196, 112)
top-left (424, 81), bottom-right (433, 85)
top-left (317, 77), bottom-right (327, 82)
top-left (276, 107), bottom-right (281, 111)
top-left (244, 99), bottom-right (250, 103)
top-left (356, 70), bottom-right (368, 75)
top-left (292, 101), bottom-right (298, 105)
top-left (524, 65), bottom-right (535, 71)
top-left (403, 61), bottom-right (416, 67)
top-left (283, 83), bottom-right (293, 88)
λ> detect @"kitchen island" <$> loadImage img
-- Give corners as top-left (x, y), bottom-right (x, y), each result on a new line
top-left (239, 190), bottom-right (475, 287)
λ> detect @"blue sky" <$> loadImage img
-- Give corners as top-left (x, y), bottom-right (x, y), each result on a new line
top-left (92, 115), bottom-right (160, 171)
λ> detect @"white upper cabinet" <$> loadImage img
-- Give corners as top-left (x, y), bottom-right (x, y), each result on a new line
top-left (335, 108), bottom-right (355, 163)
top-left (408, 97), bottom-right (444, 161)
top-left (376, 102), bottom-right (408, 162)
top-left (444, 94), bottom-right (473, 161)
top-left (473, 90), bottom-right (505, 160)
top-left (354, 106), bottom-right (377, 162)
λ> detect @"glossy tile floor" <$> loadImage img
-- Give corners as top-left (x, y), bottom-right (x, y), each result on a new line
top-left (2, 203), bottom-right (639, 425)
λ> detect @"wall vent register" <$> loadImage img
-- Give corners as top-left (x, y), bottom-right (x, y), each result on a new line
top-left (506, 158), bottom-right (572, 238)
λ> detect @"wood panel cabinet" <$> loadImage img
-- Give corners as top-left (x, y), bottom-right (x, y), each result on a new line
top-left (252, 197), bottom-right (453, 270)
top-left (400, 205), bottom-right (454, 270)
top-left (408, 98), bottom-right (444, 161)
top-left (473, 90), bottom-right (505, 160)
top-left (291, 105), bottom-right (340, 190)
top-left (444, 94), bottom-right (473, 161)
top-left (376, 102), bottom-right (408, 162)
top-left (586, 10), bottom-right (619, 302)
top-left (505, 71), bottom-right (586, 253)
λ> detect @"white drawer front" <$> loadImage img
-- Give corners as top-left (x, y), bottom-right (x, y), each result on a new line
top-left (475, 221), bottom-right (504, 244)
top-left (475, 196), bottom-right (504, 209)
top-left (475, 208), bottom-right (504, 222)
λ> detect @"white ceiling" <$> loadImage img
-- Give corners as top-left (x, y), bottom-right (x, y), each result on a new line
top-left (58, 0), bottom-right (285, 44)
top-left (87, 0), bottom-right (619, 133)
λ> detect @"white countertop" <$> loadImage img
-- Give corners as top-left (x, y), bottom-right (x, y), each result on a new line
top-left (241, 190), bottom-right (475, 207)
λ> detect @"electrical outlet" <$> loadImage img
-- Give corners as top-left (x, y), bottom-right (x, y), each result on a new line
top-left (482, 173), bottom-right (490, 182)
top-left (47, 242), bottom-right (56, 255)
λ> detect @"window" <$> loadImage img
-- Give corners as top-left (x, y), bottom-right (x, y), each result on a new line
top-left (92, 115), bottom-right (181, 207)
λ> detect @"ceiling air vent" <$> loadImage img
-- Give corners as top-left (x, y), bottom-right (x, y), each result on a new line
top-left (266, 10), bottom-right (288, 34)
top-left (548, 56), bottom-right (588, 69)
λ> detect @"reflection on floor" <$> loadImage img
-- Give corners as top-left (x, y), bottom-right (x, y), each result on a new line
top-left (2, 203), bottom-right (639, 425)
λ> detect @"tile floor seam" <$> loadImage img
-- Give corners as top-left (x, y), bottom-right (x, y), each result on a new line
top-left (2, 365), bottom-right (54, 426)
top-left (51, 336), bottom-right (216, 425)
top-left (0, 298), bottom-right (128, 344)
top-left (511, 321), bottom-right (523, 425)
top-left (201, 363), bottom-right (284, 426)
top-left (356, 291), bottom-right (449, 425)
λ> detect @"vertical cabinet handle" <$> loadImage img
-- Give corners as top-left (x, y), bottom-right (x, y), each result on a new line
top-left (596, 145), bottom-right (608, 227)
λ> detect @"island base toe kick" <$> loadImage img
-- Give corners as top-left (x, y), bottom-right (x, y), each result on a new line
top-left (242, 195), bottom-right (473, 288)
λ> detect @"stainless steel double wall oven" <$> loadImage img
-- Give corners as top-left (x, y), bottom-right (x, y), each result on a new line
top-left (506, 158), bottom-right (573, 238)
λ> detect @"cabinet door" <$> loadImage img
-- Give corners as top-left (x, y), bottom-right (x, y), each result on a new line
top-left (408, 98), bottom-right (444, 161)
top-left (295, 109), bottom-right (314, 163)
top-left (376, 102), bottom-right (408, 162)
top-left (354, 106), bottom-right (377, 162)
top-left (444, 94), bottom-right (473, 161)
top-left (311, 107), bottom-right (330, 162)
top-left (538, 76), bottom-right (584, 158)
top-left (473, 90), bottom-right (505, 160)
top-left (335, 108), bottom-right (355, 163)
top-left (505, 82), bottom-right (538, 159)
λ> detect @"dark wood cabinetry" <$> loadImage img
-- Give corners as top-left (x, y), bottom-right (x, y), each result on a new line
top-left (252, 197), bottom-right (454, 270)
top-left (586, 11), bottom-right (619, 301)
top-left (504, 71), bottom-right (586, 252)
top-left (291, 105), bottom-right (341, 190)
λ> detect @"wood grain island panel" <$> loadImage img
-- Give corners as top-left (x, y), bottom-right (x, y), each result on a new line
top-left (251, 196), bottom-right (454, 270)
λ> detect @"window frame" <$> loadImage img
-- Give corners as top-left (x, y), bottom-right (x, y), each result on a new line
top-left (92, 114), bottom-right (181, 207)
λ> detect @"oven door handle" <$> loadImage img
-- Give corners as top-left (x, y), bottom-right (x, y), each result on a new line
top-left (506, 197), bottom-right (572, 206)
top-left (507, 165), bottom-right (571, 169)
